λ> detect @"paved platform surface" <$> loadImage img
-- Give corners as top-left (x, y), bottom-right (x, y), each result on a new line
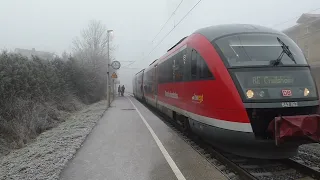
top-left (60, 96), bottom-right (227, 180)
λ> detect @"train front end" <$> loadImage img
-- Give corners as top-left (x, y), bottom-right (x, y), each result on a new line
top-left (214, 32), bottom-right (320, 158)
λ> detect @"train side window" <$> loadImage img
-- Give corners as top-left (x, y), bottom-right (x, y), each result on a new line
top-left (158, 63), bottom-right (163, 83)
top-left (168, 58), bottom-right (173, 82)
top-left (198, 54), bottom-right (213, 79)
top-left (182, 48), bottom-right (190, 81)
top-left (154, 65), bottom-right (158, 95)
top-left (159, 62), bottom-right (167, 83)
top-left (163, 61), bottom-right (168, 83)
top-left (191, 49), bottom-right (197, 79)
top-left (158, 57), bottom-right (175, 83)
top-left (172, 54), bottom-right (177, 82)
top-left (178, 50), bottom-right (186, 81)
top-left (173, 52), bottom-right (183, 82)
top-left (164, 58), bottom-right (173, 83)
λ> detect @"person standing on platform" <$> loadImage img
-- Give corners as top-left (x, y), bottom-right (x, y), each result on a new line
top-left (118, 85), bottom-right (121, 96)
top-left (121, 85), bottom-right (125, 96)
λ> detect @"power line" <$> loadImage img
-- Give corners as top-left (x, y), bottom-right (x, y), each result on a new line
top-left (124, 0), bottom-right (203, 68)
top-left (146, 0), bottom-right (203, 59)
top-left (123, 0), bottom-right (185, 69)
top-left (272, 7), bottom-right (320, 28)
top-left (151, 0), bottom-right (184, 43)
top-left (122, 55), bottom-right (143, 68)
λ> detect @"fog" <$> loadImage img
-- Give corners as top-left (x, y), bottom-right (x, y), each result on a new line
top-left (1, 0), bottom-right (320, 92)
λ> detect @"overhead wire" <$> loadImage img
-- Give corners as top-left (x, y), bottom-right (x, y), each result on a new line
top-left (145, 0), bottom-right (203, 60)
top-left (151, 0), bottom-right (184, 43)
top-left (122, 0), bottom-right (185, 68)
top-left (124, 0), bottom-right (203, 68)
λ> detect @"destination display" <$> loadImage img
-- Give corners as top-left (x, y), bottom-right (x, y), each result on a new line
top-left (251, 75), bottom-right (294, 86)
top-left (235, 69), bottom-right (313, 88)
top-left (233, 68), bottom-right (318, 100)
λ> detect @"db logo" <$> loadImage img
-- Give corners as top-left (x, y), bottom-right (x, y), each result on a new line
top-left (281, 89), bottom-right (292, 97)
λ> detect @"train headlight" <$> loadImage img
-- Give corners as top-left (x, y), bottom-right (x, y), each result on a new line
top-left (246, 89), bottom-right (254, 99)
top-left (304, 88), bottom-right (310, 96)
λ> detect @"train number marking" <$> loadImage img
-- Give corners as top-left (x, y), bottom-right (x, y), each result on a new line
top-left (281, 102), bottom-right (298, 107)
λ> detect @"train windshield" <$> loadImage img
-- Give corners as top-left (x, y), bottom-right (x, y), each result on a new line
top-left (214, 33), bottom-right (308, 67)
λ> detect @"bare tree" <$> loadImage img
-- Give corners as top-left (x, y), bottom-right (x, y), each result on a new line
top-left (61, 51), bottom-right (69, 61)
top-left (72, 20), bottom-right (114, 68)
top-left (71, 20), bottom-right (117, 103)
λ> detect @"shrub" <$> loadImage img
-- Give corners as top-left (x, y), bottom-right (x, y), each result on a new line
top-left (0, 51), bottom-right (107, 150)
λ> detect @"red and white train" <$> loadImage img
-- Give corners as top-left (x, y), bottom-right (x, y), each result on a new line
top-left (133, 24), bottom-right (320, 159)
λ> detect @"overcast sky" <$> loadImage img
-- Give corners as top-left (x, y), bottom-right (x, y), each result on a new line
top-left (1, 0), bottom-right (320, 91)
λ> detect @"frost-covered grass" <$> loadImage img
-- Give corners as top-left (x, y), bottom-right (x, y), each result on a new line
top-left (0, 100), bottom-right (107, 180)
top-left (0, 51), bottom-right (109, 151)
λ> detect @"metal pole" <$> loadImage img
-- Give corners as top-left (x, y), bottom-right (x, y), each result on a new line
top-left (113, 79), bottom-right (115, 100)
top-left (107, 32), bottom-right (110, 107)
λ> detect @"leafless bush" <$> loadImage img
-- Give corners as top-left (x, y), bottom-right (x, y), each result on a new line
top-left (0, 50), bottom-right (107, 151)
top-left (0, 19), bottom-right (115, 152)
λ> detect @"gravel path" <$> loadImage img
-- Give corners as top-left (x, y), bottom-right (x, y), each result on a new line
top-left (0, 100), bottom-right (108, 180)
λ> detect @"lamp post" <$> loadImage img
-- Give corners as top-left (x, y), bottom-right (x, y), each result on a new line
top-left (107, 29), bottom-right (113, 107)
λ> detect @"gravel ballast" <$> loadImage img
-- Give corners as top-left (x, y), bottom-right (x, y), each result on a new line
top-left (295, 143), bottom-right (320, 170)
top-left (0, 100), bottom-right (108, 180)
top-left (299, 143), bottom-right (320, 157)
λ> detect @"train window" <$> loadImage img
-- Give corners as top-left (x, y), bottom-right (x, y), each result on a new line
top-left (191, 49), bottom-right (197, 79)
top-left (172, 55), bottom-right (177, 81)
top-left (158, 64), bottom-right (163, 83)
top-left (190, 49), bottom-right (214, 80)
top-left (161, 58), bottom-right (173, 83)
top-left (167, 59), bottom-right (173, 82)
top-left (158, 62), bottom-right (167, 83)
top-left (158, 48), bottom-right (194, 83)
top-left (182, 49), bottom-right (190, 81)
top-left (198, 54), bottom-right (213, 79)
top-left (162, 61), bottom-right (167, 83)
top-left (158, 57), bottom-right (173, 83)
top-left (173, 52), bottom-right (184, 82)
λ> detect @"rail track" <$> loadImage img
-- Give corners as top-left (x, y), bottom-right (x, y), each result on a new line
top-left (133, 97), bottom-right (320, 180)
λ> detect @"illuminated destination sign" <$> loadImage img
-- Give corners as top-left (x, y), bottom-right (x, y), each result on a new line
top-left (235, 69), bottom-right (314, 89)
top-left (252, 76), bottom-right (294, 86)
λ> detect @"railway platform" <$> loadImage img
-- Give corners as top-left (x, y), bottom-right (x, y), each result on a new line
top-left (60, 95), bottom-right (227, 180)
